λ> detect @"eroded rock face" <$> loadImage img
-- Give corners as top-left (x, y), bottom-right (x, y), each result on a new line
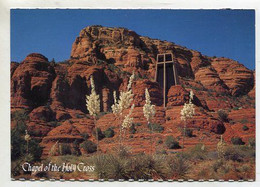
top-left (132, 79), bottom-right (163, 107)
top-left (194, 66), bottom-right (229, 94)
top-left (40, 123), bottom-right (84, 157)
top-left (211, 58), bottom-right (254, 96)
top-left (70, 26), bottom-right (254, 97)
top-left (166, 106), bottom-right (225, 134)
top-left (29, 106), bottom-right (56, 122)
top-left (71, 26), bottom-right (142, 65)
top-left (11, 53), bottom-right (55, 109)
top-left (11, 26), bottom-right (255, 157)
top-left (167, 85), bottom-right (189, 107)
top-left (11, 62), bottom-right (19, 77)
top-left (248, 71), bottom-right (255, 98)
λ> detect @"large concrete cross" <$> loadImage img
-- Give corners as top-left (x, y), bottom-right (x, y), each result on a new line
top-left (154, 53), bottom-right (179, 108)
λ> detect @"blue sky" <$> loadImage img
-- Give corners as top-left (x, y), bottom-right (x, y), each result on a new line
top-left (11, 9), bottom-right (255, 70)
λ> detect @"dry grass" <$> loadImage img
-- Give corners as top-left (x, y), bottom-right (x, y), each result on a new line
top-left (12, 144), bottom-right (255, 180)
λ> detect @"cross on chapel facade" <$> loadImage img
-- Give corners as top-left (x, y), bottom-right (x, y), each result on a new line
top-left (154, 53), bottom-right (179, 108)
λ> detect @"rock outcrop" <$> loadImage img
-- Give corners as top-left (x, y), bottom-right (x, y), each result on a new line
top-left (11, 25), bottom-right (255, 157)
top-left (11, 53), bottom-right (55, 109)
top-left (211, 58), bottom-right (254, 96)
top-left (167, 85), bottom-right (189, 107)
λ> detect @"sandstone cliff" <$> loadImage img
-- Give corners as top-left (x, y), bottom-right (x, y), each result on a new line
top-left (11, 25), bottom-right (255, 157)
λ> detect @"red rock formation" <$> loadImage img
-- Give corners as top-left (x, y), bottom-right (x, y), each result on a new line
top-left (29, 106), bottom-right (55, 122)
top-left (40, 123), bottom-right (84, 157)
top-left (223, 108), bottom-right (255, 143)
top-left (167, 85), bottom-right (189, 107)
top-left (11, 62), bottom-right (19, 77)
top-left (211, 58), bottom-right (254, 96)
top-left (132, 79), bottom-right (163, 107)
top-left (10, 26), bottom-right (255, 157)
top-left (166, 106), bottom-right (225, 134)
top-left (11, 53), bottom-right (55, 109)
top-left (194, 66), bottom-right (229, 93)
top-left (248, 71), bottom-right (255, 98)
top-left (70, 25), bottom-right (254, 96)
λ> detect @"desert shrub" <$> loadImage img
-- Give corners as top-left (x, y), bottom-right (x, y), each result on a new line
top-left (223, 145), bottom-right (245, 162)
top-left (128, 154), bottom-right (168, 180)
top-left (148, 123), bottom-right (164, 133)
top-left (157, 139), bottom-right (163, 144)
top-left (58, 60), bottom-right (72, 66)
top-left (80, 133), bottom-right (90, 140)
top-left (11, 154), bottom-right (34, 177)
top-left (207, 151), bottom-right (219, 160)
top-left (11, 123), bottom-right (27, 161)
top-left (231, 137), bottom-right (245, 145)
top-left (92, 128), bottom-right (105, 140)
top-left (11, 123), bottom-right (42, 161)
top-left (133, 123), bottom-right (142, 126)
top-left (161, 150), bottom-right (167, 154)
top-left (103, 127), bottom-right (115, 138)
top-left (240, 145), bottom-right (255, 159)
top-left (105, 155), bottom-right (130, 179)
top-left (97, 59), bottom-right (106, 65)
top-left (48, 121), bottom-right (61, 127)
top-left (90, 154), bottom-right (170, 180)
top-left (212, 159), bottom-right (224, 172)
top-left (118, 146), bottom-right (131, 158)
top-left (229, 120), bottom-right (235, 125)
top-left (165, 136), bottom-right (181, 149)
top-left (108, 64), bottom-right (117, 71)
top-left (129, 124), bottom-right (137, 134)
top-left (182, 128), bottom-right (193, 137)
top-left (58, 143), bottom-right (72, 155)
top-left (134, 73), bottom-right (142, 80)
top-left (238, 164), bottom-right (251, 173)
top-left (72, 140), bottom-right (81, 156)
top-left (156, 149), bottom-right (167, 154)
top-left (248, 138), bottom-right (255, 147)
top-left (242, 125), bottom-right (249, 131)
top-left (186, 128), bottom-right (193, 137)
top-left (91, 154), bottom-right (166, 180)
top-left (11, 109), bottom-right (29, 122)
top-left (217, 109), bottom-right (228, 122)
top-left (167, 156), bottom-right (189, 177)
top-left (197, 167), bottom-right (210, 178)
top-left (175, 151), bottom-right (192, 160)
top-left (98, 112), bottom-right (109, 118)
top-left (50, 58), bottom-right (56, 65)
top-left (75, 113), bottom-right (85, 119)
top-left (240, 119), bottom-right (249, 124)
top-left (188, 144), bottom-right (207, 160)
top-left (233, 106), bottom-right (239, 110)
top-left (27, 139), bottom-right (43, 161)
top-left (211, 159), bottom-right (232, 175)
top-left (80, 140), bottom-right (97, 153)
top-left (89, 154), bottom-right (127, 179)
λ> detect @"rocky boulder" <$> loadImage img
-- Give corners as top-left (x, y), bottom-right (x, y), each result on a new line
top-left (167, 85), bottom-right (189, 107)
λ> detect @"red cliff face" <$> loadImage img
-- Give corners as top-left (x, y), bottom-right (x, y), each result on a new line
top-left (211, 58), bottom-right (254, 96)
top-left (11, 26), bottom-right (255, 157)
top-left (11, 53), bottom-right (55, 110)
